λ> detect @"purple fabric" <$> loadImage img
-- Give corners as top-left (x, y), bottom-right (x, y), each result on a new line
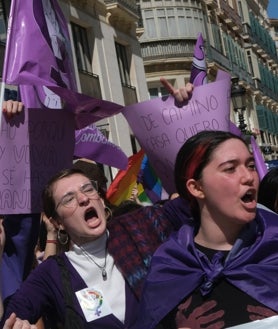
top-left (2, 214), bottom-right (40, 300)
top-left (1, 254), bottom-right (139, 328)
top-left (3, 0), bottom-right (76, 90)
top-left (74, 124), bottom-right (128, 170)
top-left (251, 136), bottom-right (268, 181)
top-left (1, 198), bottom-right (191, 325)
top-left (189, 33), bottom-right (207, 86)
top-left (137, 208), bottom-right (278, 329)
top-left (4, 1), bottom-right (124, 128)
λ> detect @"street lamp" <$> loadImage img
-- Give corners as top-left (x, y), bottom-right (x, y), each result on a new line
top-left (231, 77), bottom-right (247, 134)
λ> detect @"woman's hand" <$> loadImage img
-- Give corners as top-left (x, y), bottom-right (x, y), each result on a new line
top-left (2, 100), bottom-right (24, 118)
top-left (41, 213), bottom-right (57, 240)
top-left (160, 77), bottom-right (194, 103)
top-left (3, 313), bottom-right (38, 329)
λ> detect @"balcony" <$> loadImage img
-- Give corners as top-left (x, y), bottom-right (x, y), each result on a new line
top-left (79, 71), bottom-right (102, 100)
top-left (122, 84), bottom-right (137, 106)
top-left (203, 0), bottom-right (218, 9)
top-left (140, 39), bottom-right (196, 62)
top-left (206, 46), bottom-right (230, 71)
top-left (104, 0), bottom-right (139, 19)
top-left (215, 1), bottom-right (242, 31)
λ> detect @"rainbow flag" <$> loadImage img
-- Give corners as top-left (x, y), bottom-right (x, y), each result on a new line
top-left (137, 155), bottom-right (162, 204)
top-left (106, 149), bottom-right (145, 206)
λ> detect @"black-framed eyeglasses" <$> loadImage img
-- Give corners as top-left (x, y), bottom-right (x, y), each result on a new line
top-left (55, 181), bottom-right (98, 210)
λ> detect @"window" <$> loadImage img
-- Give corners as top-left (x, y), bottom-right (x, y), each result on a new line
top-left (145, 10), bottom-right (157, 38)
top-left (142, 6), bottom-right (203, 40)
top-left (115, 42), bottom-right (131, 86)
top-left (0, 0), bottom-right (10, 43)
top-left (71, 22), bottom-right (92, 74)
top-left (149, 86), bottom-right (168, 99)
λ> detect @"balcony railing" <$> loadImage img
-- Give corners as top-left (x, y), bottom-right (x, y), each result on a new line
top-left (104, 0), bottom-right (138, 17)
top-left (122, 84), bottom-right (137, 106)
top-left (79, 71), bottom-right (102, 99)
top-left (216, 1), bottom-right (242, 30)
top-left (140, 39), bottom-right (196, 61)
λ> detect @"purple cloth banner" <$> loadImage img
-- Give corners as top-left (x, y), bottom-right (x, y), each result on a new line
top-left (48, 86), bottom-right (124, 129)
top-left (190, 32), bottom-right (207, 86)
top-left (0, 109), bottom-right (75, 214)
top-left (74, 124), bottom-right (128, 170)
top-left (3, 0), bottom-right (76, 91)
top-left (2, 0), bottom-right (125, 174)
top-left (123, 70), bottom-right (231, 194)
top-left (3, 0), bottom-right (124, 122)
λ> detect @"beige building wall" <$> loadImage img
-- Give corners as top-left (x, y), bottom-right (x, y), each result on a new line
top-left (58, 0), bottom-right (149, 179)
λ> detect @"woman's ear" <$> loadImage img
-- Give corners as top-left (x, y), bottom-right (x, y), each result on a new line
top-left (186, 179), bottom-right (204, 199)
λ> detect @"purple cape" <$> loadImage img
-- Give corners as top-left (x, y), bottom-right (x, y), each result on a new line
top-left (137, 208), bottom-right (278, 329)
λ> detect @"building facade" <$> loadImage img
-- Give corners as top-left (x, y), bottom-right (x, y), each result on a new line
top-left (137, 0), bottom-right (278, 160)
top-left (0, 0), bottom-right (149, 182)
top-left (0, 0), bottom-right (277, 186)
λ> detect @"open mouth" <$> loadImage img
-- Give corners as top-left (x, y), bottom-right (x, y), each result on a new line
top-left (84, 207), bottom-right (98, 221)
top-left (241, 190), bottom-right (256, 203)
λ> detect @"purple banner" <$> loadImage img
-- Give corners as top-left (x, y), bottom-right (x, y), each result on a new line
top-left (3, 0), bottom-right (124, 122)
top-left (3, 0), bottom-right (76, 91)
top-left (123, 71), bottom-right (231, 194)
top-left (0, 108), bottom-right (75, 214)
top-left (48, 86), bottom-right (124, 129)
top-left (74, 124), bottom-right (128, 170)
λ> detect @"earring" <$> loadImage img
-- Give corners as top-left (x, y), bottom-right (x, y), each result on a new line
top-left (105, 206), bottom-right (112, 221)
top-left (58, 228), bottom-right (69, 245)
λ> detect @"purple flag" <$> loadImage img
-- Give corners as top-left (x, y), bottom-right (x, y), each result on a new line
top-left (190, 33), bottom-right (208, 86)
top-left (74, 124), bottom-right (128, 170)
top-left (3, 0), bottom-right (124, 121)
top-left (3, 0), bottom-right (76, 91)
top-left (48, 86), bottom-right (124, 129)
top-left (229, 121), bottom-right (242, 136)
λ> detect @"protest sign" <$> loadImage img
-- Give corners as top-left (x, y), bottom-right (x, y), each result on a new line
top-left (122, 70), bottom-right (231, 194)
top-left (0, 108), bottom-right (75, 214)
top-left (74, 124), bottom-right (128, 170)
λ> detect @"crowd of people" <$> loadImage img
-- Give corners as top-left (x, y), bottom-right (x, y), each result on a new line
top-left (1, 79), bottom-right (278, 329)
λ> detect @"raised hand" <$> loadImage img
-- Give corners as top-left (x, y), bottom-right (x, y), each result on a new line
top-left (160, 77), bottom-right (194, 103)
top-left (2, 100), bottom-right (24, 118)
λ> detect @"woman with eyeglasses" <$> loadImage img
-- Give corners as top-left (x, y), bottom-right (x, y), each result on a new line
top-left (1, 80), bottom-right (194, 329)
top-left (1, 164), bottom-right (191, 329)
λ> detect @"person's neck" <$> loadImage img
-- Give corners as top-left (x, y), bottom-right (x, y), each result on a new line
top-left (194, 215), bottom-right (244, 251)
top-left (70, 231), bottom-right (108, 250)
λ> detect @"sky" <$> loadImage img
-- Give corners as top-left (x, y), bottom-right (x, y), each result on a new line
top-left (267, 0), bottom-right (278, 19)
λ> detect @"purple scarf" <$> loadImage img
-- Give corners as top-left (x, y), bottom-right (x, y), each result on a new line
top-left (137, 208), bottom-right (278, 329)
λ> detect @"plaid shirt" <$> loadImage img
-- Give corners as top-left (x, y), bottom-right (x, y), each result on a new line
top-left (107, 198), bottom-right (190, 299)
